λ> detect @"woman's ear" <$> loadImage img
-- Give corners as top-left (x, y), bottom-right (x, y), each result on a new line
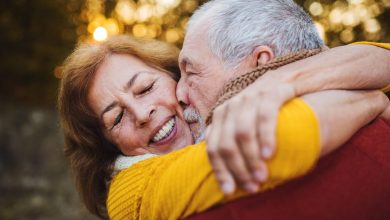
top-left (250, 45), bottom-right (275, 67)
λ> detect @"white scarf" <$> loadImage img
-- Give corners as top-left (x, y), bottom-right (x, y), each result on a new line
top-left (112, 153), bottom-right (156, 176)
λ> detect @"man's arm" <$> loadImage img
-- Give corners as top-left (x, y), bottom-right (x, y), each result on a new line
top-left (246, 43), bottom-right (390, 157)
top-left (207, 89), bottom-right (389, 194)
top-left (301, 90), bottom-right (389, 156)
top-left (206, 43), bottom-right (390, 194)
top-left (282, 44), bottom-right (390, 96)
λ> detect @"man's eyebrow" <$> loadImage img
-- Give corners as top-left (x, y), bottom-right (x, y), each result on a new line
top-left (180, 57), bottom-right (193, 70)
top-left (100, 101), bottom-right (117, 120)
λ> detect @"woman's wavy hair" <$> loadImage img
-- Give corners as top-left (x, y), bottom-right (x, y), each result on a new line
top-left (58, 35), bottom-right (180, 218)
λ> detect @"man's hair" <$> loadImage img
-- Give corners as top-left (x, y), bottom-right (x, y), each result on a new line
top-left (187, 0), bottom-right (324, 67)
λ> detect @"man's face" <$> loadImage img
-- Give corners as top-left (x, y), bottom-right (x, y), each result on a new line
top-left (178, 25), bottom-right (234, 115)
top-left (177, 24), bottom-right (235, 137)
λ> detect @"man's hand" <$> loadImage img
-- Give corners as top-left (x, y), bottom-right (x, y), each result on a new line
top-left (206, 77), bottom-right (296, 194)
top-left (380, 104), bottom-right (390, 121)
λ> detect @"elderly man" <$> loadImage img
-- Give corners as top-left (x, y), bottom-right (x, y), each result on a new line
top-left (176, 0), bottom-right (390, 217)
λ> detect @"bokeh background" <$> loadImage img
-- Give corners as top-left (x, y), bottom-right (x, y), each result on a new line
top-left (0, 0), bottom-right (389, 219)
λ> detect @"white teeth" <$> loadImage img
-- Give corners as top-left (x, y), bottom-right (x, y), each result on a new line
top-left (152, 118), bottom-right (175, 142)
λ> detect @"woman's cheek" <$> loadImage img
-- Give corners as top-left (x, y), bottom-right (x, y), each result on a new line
top-left (163, 82), bottom-right (181, 106)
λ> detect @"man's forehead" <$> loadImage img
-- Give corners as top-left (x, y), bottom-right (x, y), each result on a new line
top-left (183, 15), bottom-right (211, 48)
top-left (180, 36), bottom-right (209, 67)
top-left (180, 38), bottom-right (200, 65)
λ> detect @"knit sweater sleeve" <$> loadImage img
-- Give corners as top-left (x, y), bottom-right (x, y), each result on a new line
top-left (107, 98), bottom-right (320, 220)
top-left (352, 42), bottom-right (390, 92)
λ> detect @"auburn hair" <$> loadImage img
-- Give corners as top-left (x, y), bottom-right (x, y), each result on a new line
top-left (58, 35), bottom-right (180, 218)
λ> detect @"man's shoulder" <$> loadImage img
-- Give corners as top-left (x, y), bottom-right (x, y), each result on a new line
top-left (187, 118), bottom-right (390, 220)
top-left (346, 117), bottom-right (390, 169)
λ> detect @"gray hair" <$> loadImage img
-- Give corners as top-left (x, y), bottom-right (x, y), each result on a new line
top-left (187, 0), bottom-right (324, 67)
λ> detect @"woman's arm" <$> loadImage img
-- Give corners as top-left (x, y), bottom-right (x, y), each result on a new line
top-left (106, 91), bottom-right (388, 220)
top-left (107, 98), bottom-right (320, 220)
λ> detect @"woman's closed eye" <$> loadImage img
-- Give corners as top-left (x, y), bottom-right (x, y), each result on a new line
top-left (138, 81), bottom-right (155, 95)
top-left (112, 110), bottom-right (124, 129)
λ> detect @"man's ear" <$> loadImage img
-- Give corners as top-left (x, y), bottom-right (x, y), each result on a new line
top-left (250, 45), bottom-right (275, 67)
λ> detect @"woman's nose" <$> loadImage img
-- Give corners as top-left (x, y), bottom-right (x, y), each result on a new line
top-left (133, 106), bottom-right (156, 128)
top-left (121, 95), bottom-right (156, 128)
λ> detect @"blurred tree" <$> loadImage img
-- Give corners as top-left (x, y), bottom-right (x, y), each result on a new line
top-left (0, 0), bottom-right (388, 106)
top-left (0, 0), bottom-right (80, 106)
top-left (0, 1), bottom-right (388, 219)
top-left (297, 0), bottom-right (390, 47)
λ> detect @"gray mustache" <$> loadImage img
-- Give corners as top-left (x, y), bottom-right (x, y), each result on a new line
top-left (183, 107), bottom-right (201, 123)
top-left (183, 107), bottom-right (206, 143)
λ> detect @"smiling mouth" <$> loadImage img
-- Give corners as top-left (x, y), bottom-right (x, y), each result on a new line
top-left (151, 117), bottom-right (176, 144)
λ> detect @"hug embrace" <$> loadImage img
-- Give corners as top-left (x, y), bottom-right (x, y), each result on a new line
top-left (58, 0), bottom-right (390, 219)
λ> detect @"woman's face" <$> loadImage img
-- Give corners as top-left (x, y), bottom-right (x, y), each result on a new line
top-left (88, 53), bottom-right (193, 156)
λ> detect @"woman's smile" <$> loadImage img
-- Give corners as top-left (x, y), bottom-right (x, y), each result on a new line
top-left (150, 116), bottom-right (177, 145)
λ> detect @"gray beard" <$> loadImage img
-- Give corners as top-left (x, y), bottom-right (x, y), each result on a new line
top-left (183, 106), bottom-right (206, 144)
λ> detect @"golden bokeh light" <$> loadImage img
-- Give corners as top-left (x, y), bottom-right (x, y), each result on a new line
top-left (341, 11), bottom-right (359, 27)
top-left (115, 0), bottom-right (136, 24)
top-left (308, 0), bottom-right (389, 46)
top-left (153, 4), bottom-right (170, 17)
top-left (136, 4), bottom-right (154, 22)
top-left (93, 26), bottom-right (108, 41)
top-left (75, 0), bottom-right (389, 47)
top-left (309, 2), bottom-right (324, 16)
top-left (165, 28), bottom-right (181, 43)
top-left (340, 28), bottom-right (355, 42)
top-left (182, 0), bottom-right (199, 12)
top-left (364, 18), bottom-right (381, 33)
top-left (147, 24), bottom-right (162, 38)
top-left (105, 18), bottom-right (121, 35)
top-left (347, 0), bottom-right (364, 5)
top-left (354, 5), bottom-right (368, 19)
top-left (156, 0), bottom-right (181, 8)
top-left (133, 24), bottom-right (148, 37)
top-left (329, 8), bottom-right (344, 24)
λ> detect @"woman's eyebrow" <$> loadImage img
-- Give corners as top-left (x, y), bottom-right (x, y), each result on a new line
top-left (100, 71), bottom-right (153, 119)
top-left (124, 71), bottom-right (152, 90)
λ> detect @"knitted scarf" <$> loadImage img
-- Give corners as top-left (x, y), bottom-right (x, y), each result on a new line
top-left (206, 48), bottom-right (324, 125)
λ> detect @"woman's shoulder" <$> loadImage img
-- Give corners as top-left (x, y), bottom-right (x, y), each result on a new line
top-left (107, 142), bottom-right (209, 219)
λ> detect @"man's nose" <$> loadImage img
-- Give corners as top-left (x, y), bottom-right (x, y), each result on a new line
top-left (177, 78), bottom-right (189, 108)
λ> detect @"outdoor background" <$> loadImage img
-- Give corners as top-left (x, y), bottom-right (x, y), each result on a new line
top-left (0, 0), bottom-right (389, 219)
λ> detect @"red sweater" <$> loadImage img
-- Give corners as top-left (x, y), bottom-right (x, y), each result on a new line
top-left (188, 118), bottom-right (390, 220)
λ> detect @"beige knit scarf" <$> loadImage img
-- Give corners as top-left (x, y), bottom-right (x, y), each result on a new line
top-left (206, 48), bottom-right (324, 125)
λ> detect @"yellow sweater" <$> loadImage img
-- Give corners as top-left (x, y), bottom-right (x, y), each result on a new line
top-left (107, 99), bottom-right (320, 220)
top-left (107, 42), bottom-right (390, 220)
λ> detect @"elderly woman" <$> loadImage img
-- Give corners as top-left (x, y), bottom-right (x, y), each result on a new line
top-left (58, 35), bottom-right (389, 219)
